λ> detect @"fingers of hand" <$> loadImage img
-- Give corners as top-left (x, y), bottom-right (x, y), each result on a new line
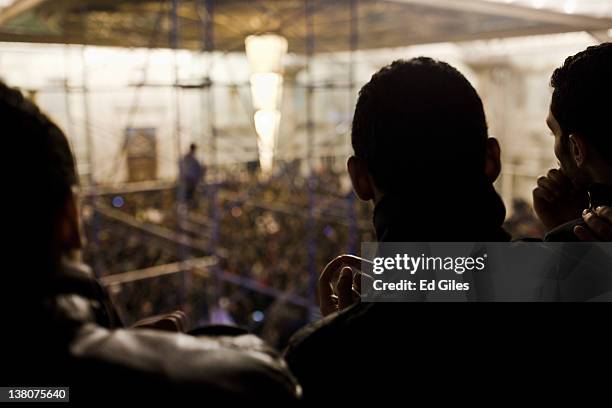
top-left (594, 206), bottom-right (612, 222)
top-left (319, 255), bottom-right (359, 290)
top-left (319, 255), bottom-right (370, 315)
top-left (583, 212), bottom-right (612, 241)
top-left (534, 168), bottom-right (575, 203)
top-left (536, 176), bottom-right (561, 201)
top-left (169, 311), bottom-right (187, 332)
top-left (546, 169), bottom-right (571, 190)
top-left (533, 184), bottom-right (555, 204)
top-left (574, 225), bottom-right (596, 242)
top-left (318, 277), bottom-right (337, 316)
top-left (353, 270), bottom-right (361, 295)
top-left (337, 267), bottom-right (354, 310)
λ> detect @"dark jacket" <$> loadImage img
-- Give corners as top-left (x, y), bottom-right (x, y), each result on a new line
top-left (285, 183), bottom-right (512, 403)
top-left (4, 260), bottom-right (300, 403)
top-left (545, 183), bottom-right (612, 242)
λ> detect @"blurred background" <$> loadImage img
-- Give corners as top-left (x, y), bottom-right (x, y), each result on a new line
top-left (1, 0), bottom-right (611, 347)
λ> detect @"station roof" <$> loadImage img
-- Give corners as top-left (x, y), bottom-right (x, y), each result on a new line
top-left (0, 0), bottom-right (611, 52)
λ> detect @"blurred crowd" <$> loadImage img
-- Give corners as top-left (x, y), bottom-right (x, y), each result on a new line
top-left (82, 164), bottom-right (374, 348)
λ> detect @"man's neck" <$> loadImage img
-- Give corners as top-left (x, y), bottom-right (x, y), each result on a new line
top-left (372, 184), bottom-right (509, 242)
top-left (587, 163), bottom-right (612, 187)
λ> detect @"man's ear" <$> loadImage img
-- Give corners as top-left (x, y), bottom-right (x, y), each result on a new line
top-left (347, 156), bottom-right (375, 201)
top-left (484, 137), bottom-right (502, 183)
top-left (57, 191), bottom-right (82, 252)
top-left (569, 133), bottom-right (587, 168)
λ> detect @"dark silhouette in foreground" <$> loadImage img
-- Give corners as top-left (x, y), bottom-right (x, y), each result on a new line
top-left (285, 58), bottom-right (511, 403)
top-left (1, 82), bottom-right (299, 403)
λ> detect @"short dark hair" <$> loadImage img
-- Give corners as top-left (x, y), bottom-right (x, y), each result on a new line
top-left (2, 82), bottom-right (77, 267)
top-left (351, 58), bottom-right (488, 195)
top-left (551, 42), bottom-right (612, 164)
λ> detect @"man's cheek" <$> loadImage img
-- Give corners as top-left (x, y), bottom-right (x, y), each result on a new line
top-left (555, 137), bottom-right (573, 173)
top-left (553, 137), bottom-right (563, 163)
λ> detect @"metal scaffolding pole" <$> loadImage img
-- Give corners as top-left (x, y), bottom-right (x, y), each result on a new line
top-left (79, 7), bottom-right (101, 277)
top-left (305, 0), bottom-right (318, 309)
top-left (171, 0), bottom-right (190, 307)
top-left (202, 0), bottom-right (219, 256)
top-left (80, 52), bottom-right (94, 182)
top-left (171, 0), bottom-right (182, 163)
top-left (62, 46), bottom-right (78, 168)
top-left (198, 0), bottom-right (221, 323)
top-left (347, 0), bottom-right (359, 254)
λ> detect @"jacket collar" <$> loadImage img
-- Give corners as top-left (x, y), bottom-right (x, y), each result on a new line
top-left (588, 183), bottom-right (612, 211)
top-left (373, 182), bottom-right (510, 242)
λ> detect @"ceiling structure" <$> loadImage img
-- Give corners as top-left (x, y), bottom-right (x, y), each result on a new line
top-left (0, 0), bottom-right (610, 53)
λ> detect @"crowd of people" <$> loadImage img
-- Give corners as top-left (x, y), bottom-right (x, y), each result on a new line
top-left (4, 42), bottom-right (612, 403)
top-left (81, 166), bottom-right (372, 348)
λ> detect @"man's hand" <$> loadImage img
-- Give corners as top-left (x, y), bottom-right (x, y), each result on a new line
top-left (318, 255), bottom-right (369, 317)
top-left (533, 168), bottom-right (587, 232)
top-left (575, 207), bottom-right (612, 241)
top-left (132, 310), bottom-right (187, 332)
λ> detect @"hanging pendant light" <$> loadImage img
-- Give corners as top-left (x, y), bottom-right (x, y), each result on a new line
top-left (245, 33), bottom-right (288, 174)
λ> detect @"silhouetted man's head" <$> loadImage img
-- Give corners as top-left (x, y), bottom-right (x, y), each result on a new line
top-left (549, 42), bottom-right (612, 189)
top-left (348, 58), bottom-right (500, 203)
top-left (3, 82), bottom-right (81, 273)
top-left (189, 143), bottom-right (198, 154)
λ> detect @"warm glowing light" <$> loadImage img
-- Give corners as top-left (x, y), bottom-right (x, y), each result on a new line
top-left (563, 0), bottom-right (576, 14)
top-left (245, 34), bottom-right (288, 74)
top-left (250, 72), bottom-right (283, 111)
top-left (245, 34), bottom-right (287, 174)
top-left (254, 110), bottom-right (280, 174)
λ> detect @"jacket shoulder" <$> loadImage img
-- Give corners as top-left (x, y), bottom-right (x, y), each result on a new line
top-left (544, 218), bottom-right (584, 242)
top-left (284, 302), bottom-right (373, 381)
top-left (69, 324), bottom-right (301, 402)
